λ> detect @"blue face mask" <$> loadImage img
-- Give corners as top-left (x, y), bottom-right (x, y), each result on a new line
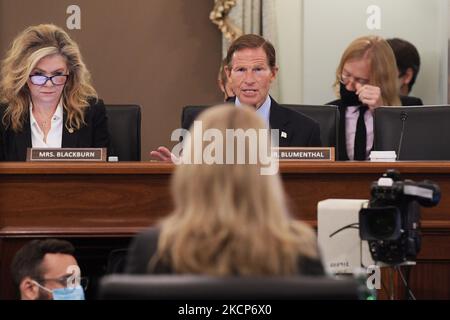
top-left (33, 281), bottom-right (85, 300)
top-left (51, 285), bottom-right (85, 300)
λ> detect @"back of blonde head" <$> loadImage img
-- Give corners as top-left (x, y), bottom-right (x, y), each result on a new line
top-left (154, 104), bottom-right (319, 276)
top-left (335, 35), bottom-right (401, 106)
top-left (0, 24), bottom-right (97, 131)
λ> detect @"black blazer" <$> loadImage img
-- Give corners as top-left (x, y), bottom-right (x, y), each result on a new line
top-left (183, 97), bottom-right (322, 147)
top-left (0, 98), bottom-right (111, 161)
top-left (327, 95), bottom-right (423, 160)
top-left (125, 227), bottom-right (325, 276)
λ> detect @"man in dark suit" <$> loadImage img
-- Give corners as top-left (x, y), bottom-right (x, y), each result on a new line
top-left (181, 96), bottom-right (320, 148)
top-left (151, 34), bottom-right (321, 161)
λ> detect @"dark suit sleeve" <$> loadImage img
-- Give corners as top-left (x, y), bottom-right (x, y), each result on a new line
top-left (89, 99), bottom-right (111, 149)
top-left (88, 99), bottom-right (114, 156)
top-left (0, 106), bottom-right (6, 161)
top-left (400, 95), bottom-right (423, 106)
top-left (0, 129), bottom-right (4, 162)
top-left (125, 228), bottom-right (160, 274)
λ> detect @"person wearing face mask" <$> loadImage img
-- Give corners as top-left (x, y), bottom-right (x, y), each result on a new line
top-left (10, 239), bottom-right (87, 300)
top-left (327, 35), bottom-right (419, 161)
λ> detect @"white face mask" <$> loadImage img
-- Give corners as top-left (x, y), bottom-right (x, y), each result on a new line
top-left (32, 280), bottom-right (85, 300)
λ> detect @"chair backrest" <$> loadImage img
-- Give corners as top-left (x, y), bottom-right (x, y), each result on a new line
top-left (98, 275), bottom-right (361, 300)
top-left (105, 105), bottom-right (141, 161)
top-left (181, 105), bottom-right (208, 130)
top-left (105, 248), bottom-right (129, 274)
top-left (181, 104), bottom-right (340, 149)
top-left (284, 104), bottom-right (340, 148)
top-left (374, 105), bottom-right (450, 160)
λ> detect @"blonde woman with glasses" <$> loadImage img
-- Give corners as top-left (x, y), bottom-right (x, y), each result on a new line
top-left (126, 104), bottom-right (324, 276)
top-left (326, 35), bottom-right (421, 161)
top-left (0, 24), bottom-right (111, 161)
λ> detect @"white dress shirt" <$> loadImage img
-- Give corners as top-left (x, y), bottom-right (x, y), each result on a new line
top-left (235, 95), bottom-right (271, 128)
top-left (30, 102), bottom-right (63, 148)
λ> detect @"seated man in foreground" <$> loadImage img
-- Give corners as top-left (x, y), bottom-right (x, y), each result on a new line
top-left (10, 239), bottom-right (86, 300)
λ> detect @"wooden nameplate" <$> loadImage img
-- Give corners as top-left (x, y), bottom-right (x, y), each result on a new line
top-left (272, 147), bottom-right (335, 161)
top-left (26, 148), bottom-right (107, 162)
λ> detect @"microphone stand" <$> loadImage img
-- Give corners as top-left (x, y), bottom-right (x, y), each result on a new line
top-left (396, 111), bottom-right (408, 160)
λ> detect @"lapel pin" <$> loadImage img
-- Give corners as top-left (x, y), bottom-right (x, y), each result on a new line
top-left (68, 128), bottom-right (74, 133)
top-left (281, 131), bottom-right (287, 138)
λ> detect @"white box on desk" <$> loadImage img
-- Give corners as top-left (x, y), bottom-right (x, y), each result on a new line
top-left (317, 199), bottom-right (375, 274)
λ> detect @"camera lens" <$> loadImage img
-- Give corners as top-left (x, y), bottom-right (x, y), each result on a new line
top-left (367, 210), bottom-right (397, 239)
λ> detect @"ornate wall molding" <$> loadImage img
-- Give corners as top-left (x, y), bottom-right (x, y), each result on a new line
top-left (209, 0), bottom-right (242, 42)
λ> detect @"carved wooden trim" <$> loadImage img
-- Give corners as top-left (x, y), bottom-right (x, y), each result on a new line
top-left (209, 0), bottom-right (242, 41)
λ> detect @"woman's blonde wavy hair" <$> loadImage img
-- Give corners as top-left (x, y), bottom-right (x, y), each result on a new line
top-left (0, 24), bottom-right (97, 132)
top-left (152, 104), bottom-right (319, 276)
top-left (334, 35), bottom-right (401, 106)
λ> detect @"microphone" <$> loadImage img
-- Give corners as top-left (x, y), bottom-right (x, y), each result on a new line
top-left (396, 111), bottom-right (408, 160)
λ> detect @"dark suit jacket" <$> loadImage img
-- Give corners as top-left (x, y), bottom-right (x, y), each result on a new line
top-left (182, 97), bottom-right (322, 147)
top-left (125, 227), bottom-right (325, 276)
top-left (401, 95), bottom-right (423, 106)
top-left (0, 98), bottom-right (111, 161)
top-left (327, 95), bottom-right (423, 160)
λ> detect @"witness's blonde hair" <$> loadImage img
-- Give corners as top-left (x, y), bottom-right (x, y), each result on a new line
top-left (153, 104), bottom-right (319, 276)
top-left (0, 24), bottom-right (97, 132)
top-left (334, 35), bottom-right (401, 106)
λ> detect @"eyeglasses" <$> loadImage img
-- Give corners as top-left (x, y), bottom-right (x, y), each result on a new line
top-left (29, 74), bottom-right (69, 86)
top-left (37, 275), bottom-right (89, 291)
top-left (339, 73), bottom-right (369, 86)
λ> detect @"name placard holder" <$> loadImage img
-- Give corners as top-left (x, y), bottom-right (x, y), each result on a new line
top-left (273, 147), bottom-right (335, 161)
top-left (26, 148), bottom-right (107, 162)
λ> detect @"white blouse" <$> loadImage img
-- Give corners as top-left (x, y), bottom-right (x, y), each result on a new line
top-left (30, 101), bottom-right (63, 148)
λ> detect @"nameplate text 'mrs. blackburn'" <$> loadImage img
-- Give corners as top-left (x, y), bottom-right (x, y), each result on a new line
top-left (26, 148), bottom-right (107, 162)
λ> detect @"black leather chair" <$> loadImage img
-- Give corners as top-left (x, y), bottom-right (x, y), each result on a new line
top-left (284, 104), bottom-right (340, 149)
top-left (374, 105), bottom-right (450, 160)
top-left (105, 105), bottom-right (141, 161)
top-left (98, 275), bottom-right (361, 300)
top-left (181, 105), bottom-right (339, 149)
top-left (105, 248), bottom-right (129, 274)
top-left (181, 105), bottom-right (208, 130)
